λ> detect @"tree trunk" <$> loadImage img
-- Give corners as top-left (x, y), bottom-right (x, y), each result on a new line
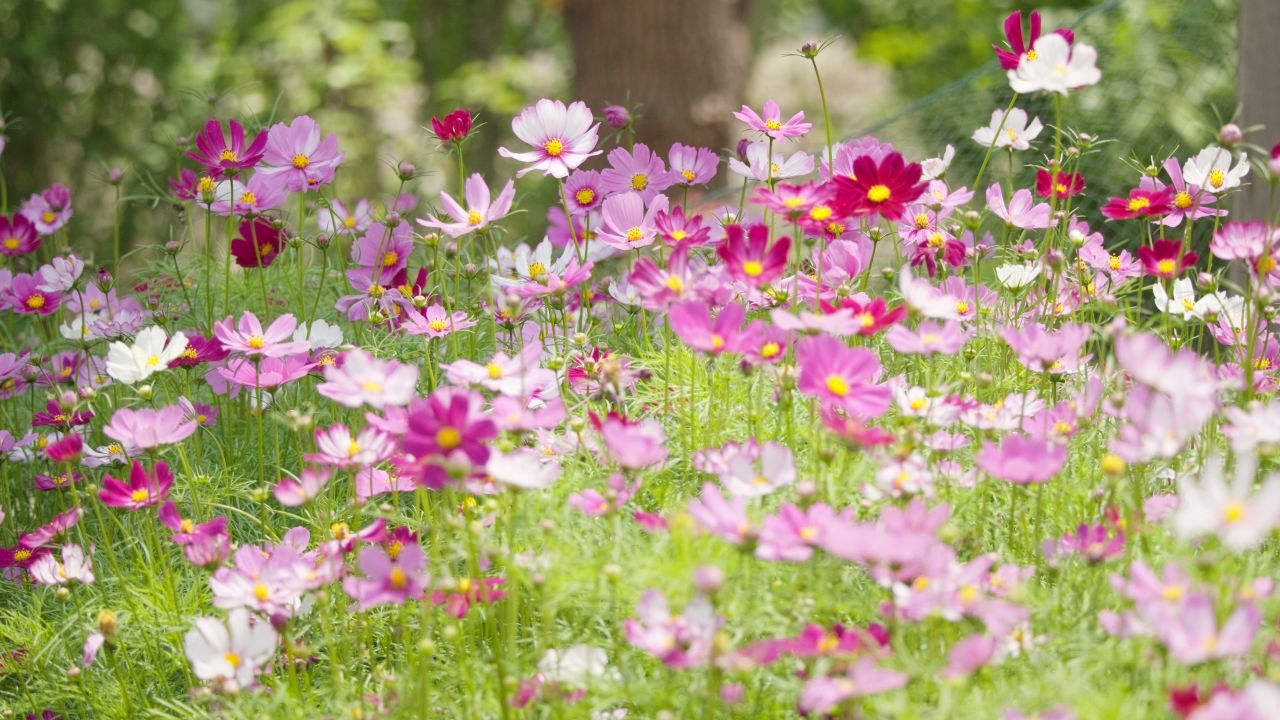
top-left (563, 0), bottom-right (752, 167)
top-left (1236, 0), bottom-right (1280, 223)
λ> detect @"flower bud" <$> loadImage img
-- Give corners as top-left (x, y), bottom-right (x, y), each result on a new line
top-left (799, 41), bottom-right (820, 58)
top-left (107, 168), bottom-right (125, 186)
top-left (384, 212), bottom-right (402, 228)
top-left (137, 384), bottom-right (154, 400)
top-left (602, 105), bottom-right (630, 129)
top-left (1219, 123), bottom-right (1243, 147)
top-left (97, 609), bottom-right (118, 637)
top-left (397, 162), bottom-right (417, 180)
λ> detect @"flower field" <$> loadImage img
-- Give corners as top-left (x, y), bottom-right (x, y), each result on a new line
top-left (2, 8), bottom-right (1279, 719)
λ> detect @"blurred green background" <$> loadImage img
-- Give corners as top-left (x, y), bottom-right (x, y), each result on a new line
top-left (0, 0), bottom-right (1238, 260)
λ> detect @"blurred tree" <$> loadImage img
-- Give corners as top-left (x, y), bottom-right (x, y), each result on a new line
top-left (563, 0), bottom-right (753, 162)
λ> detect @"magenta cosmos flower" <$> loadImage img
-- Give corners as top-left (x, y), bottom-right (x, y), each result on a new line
top-left (20, 184), bottom-right (72, 235)
top-left (833, 152), bottom-right (927, 221)
top-left (733, 99), bottom-right (812, 140)
top-left (716, 223), bottom-right (790, 286)
top-left (1137, 239), bottom-right (1198, 279)
top-left (993, 10), bottom-right (1075, 70)
top-left (497, 99), bottom-right (601, 179)
top-left (669, 300), bottom-right (747, 356)
top-left (103, 404), bottom-right (198, 449)
top-left (976, 433), bottom-right (1066, 484)
top-left (401, 388), bottom-right (496, 467)
top-left (795, 335), bottom-right (890, 418)
top-left (187, 118), bottom-right (267, 176)
top-left (593, 412), bottom-right (669, 470)
top-left (257, 115), bottom-right (344, 192)
top-left (214, 311), bottom-right (310, 358)
top-left (417, 173), bottom-right (515, 238)
top-left (100, 460), bottom-right (174, 509)
top-left (0, 214), bottom-right (39, 256)
top-left (431, 109), bottom-right (473, 143)
top-left (599, 143), bottom-right (678, 203)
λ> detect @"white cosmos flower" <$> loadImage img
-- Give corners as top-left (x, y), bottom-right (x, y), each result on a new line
top-left (1173, 453), bottom-right (1280, 551)
top-left (728, 140), bottom-right (814, 182)
top-left (1152, 278), bottom-right (1198, 320)
top-left (292, 319), bottom-right (344, 349)
top-left (537, 645), bottom-right (616, 685)
top-left (996, 263), bottom-right (1043, 289)
top-left (1183, 145), bottom-right (1250, 194)
top-left (29, 544), bottom-right (95, 585)
top-left (972, 109), bottom-right (1043, 151)
top-left (921, 145), bottom-right (955, 179)
top-left (487, 448), bottom-right (562, 490)
top-left (1007, 34), bottom-right (1101, 95)
top-left (184, 608), bottom-right (278, 690)
top-left (105, 326), bottom-right (188, 385)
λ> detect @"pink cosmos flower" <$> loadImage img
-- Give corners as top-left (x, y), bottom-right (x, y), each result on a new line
top-left (1159, 593), bottom-right (1259, 665)
top-left (400, 388), bottom-right (496, 483)
top-left (733, 99), bottom-right (812, 140)
top-left (215, 354), bottom-right (314, 392)
top-left (885, 320), bottom-right (971, 356)
top-left (943, 634), bottom-right (998, 679)
top-left (318, 198), bottom-right (371, 235)
top-left (99, 460), bottom-right (174, 509)
top-left (29, 544), bottom-right (94, 585)
top-left (594, 412), bottom-right (668, 470)
top-left (6, 272), bottom-right (60, 315)
top-left (440, 342), bottom-right (552, 395)
top-left (654, 205), bottom-right (712, 246)
top-left (0, 214), bottom-right (39, 256)
top-left (976, 434), bottom-right (1066, 484)
top-left (795, 335), bottom-right (890, 418)
top-left (431, 577), bottom-right (507, 618)
top-left (716, 223), bottom-right (790, 286)
top-left (316, 349), bottom-right (419, 409)
top-left (669, 300), bottom-right (746, 356)
top-left (258, 114), bottom-right (345, 191)
top-left (273, 468), bottom-right (331, 506)
top-left (187, 118), bottom-right (267, 176)
top-left (798, 659), bottom-right (908, 716)
top-left (306, 424), bottom-right (394, 467)
top-left (350, 221), bottom-right (413, 279)
top-left (668, 143), bottom-right (719, 185)
top-left (599, 143), bottom-right (677, 203)
top-left (343, 542), bottom-right (429, 609)
top-left (1000, 322), bottom-right (1091, 374)
top-left (18, 508), bottom-right (81, 550)
top-left (707, 440), bottom-right (795, 498)
top-left (688, 482), bottom-right (751, 545)
top-left (597, 191), bottom-right (669, 250)
top-left (756, 503), bottom-right (846, 562)
top-left (20, 184), bottom-right (73, 235)
top-left (1043, 524), bottom-right (1125, 565)
top-left (625, 590), bottom-right (722, 668)
top-left (103, 404), bottom-right (197, 449)
top-left (210, 172), bottom-right (288, 216)
top-left (418, 173), bottom-right (516, 238)
top-left (986, 183), bottom-right (1052, 229)
top-left (498, 99), bottom-right (601, 178)
top-left (214, 311), bottom-right (310, 358)
top-left (402, 304), bottom-right (477, 338)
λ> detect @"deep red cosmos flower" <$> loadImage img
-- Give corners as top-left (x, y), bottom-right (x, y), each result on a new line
top-left (229, 218), bottom-right (282, 269)
top-left (431, 109), bottom-right (474, 144)
top-left (1035, 169), bottom-right (1086, 200)
top-left (186, 119), bottom-right (267, 176)
top-left (1138, 239), bottom-right (1198, 279)
top-left (1101, 187), bottom-right (1174, 220)
top-left (832, 152), bottom-right (927, 222)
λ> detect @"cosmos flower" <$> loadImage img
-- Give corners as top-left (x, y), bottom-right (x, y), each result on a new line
top-left (1173, 454), bottom-right (1280, 551)
top-left (343, 542), bottom-right (430, 609)
top-left (599, 143), bottom-right (678, 203)
top-left (1006, 34), bottom-right (1100, 95)
top-left (976, 433), bottom-right (1067, 484)
top-left (214, 311), bottom-right (310, 358)
top-left (187, 118), bottom-right (268, 176)
top-left (0, 214), bottom-right (39, 256)
top-left (418, 174), bottom-right (516, 238)
top-left (716, 223), bottom-right (790, 286)
top-left (105, 326), bottom-right (188, 385)
top-left (1183, 144), bottom-right (1250, 193)
top-left (668, 143), bottom-right (719, 186)
top-left (431, 109), bottom-right (473, 143)
top-left (229, 218), bottom-right (282, 269)
top-left (992, 9), bottom-right (1075, 70)
top-left (972, 108), bottom-right (1043, 150)
top-left (316, 349), bottom-right (419, 409)
top-left (99, 460), bottom-right (174, 510)
top-left (257, 114), bottom-right (345, 192)
top-left (498, 99), bottom-right (601, 178)
top-left (833, 151), bottom-right (927, 221)
top-left (733, 99), bottom-right (812, 140)
top-left (29, 544), bottom-right (94, 585)
top-left (183, 608), bottom-right (278, 689)
top-left (795, 335), bottom-right (890, 418)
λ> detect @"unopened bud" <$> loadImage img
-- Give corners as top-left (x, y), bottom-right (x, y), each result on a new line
top-left (1219, 123), bottom-right (1243, 147)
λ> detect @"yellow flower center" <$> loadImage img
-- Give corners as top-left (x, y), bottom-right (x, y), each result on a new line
top-left (866, 184), bottom-right (891, 203)
top-left (761, 341), bottom-right (781, 358)
top-left (253, 584), bottom-right (270, 601)
top-left (3, 237), bottom-right (18, 250)
top-left (368, 284), bottom-right (386, 298)
top-left (631, 174), bottom-right (649, 191)
top-left (343, 215), bottom-right (357, 228)
top-left (625, 227), bottom-right (644, 243)
top-left (389, 567), bottom-right (408, 589)
top-left (247, 335), bottom-right (265, 349)
top-left (681, 169), bottom-right (696, 183)
top-left (710, 334), bottom-right (725, 350)
top-left (528, 261), bottom-right (547, 279)
top-left (225, 652), bottom-right (242, 668)
top-left (25, 295), bottom-right (45, 310)
top-left (1108, 255), bottom-right (1121, 271)
top-left (382, 251), bottom-right (399, 267)
top-left (436, 426), bottom-right (462, 450)
top-left (928, 232), bottom-right (945, 248)
top-left (1208, 169), bottom-right (1225, 189)
top-left (742, 260), bottom-right (764, 277)
top-left (486, 362), bottom-right (503, 379)
top-left (1258, 255), bottom-right (1277, 275)
top-left (1162, 585), bottom-right (1184, 601)
top-left (240, 191), bottom-right (257, 206)
top-left (291, 154), bottom-right (310, 169)
top-left (457, 577), bottom-right (474, 593)
top-left (347, 441), bottom-right (361, 458)
top-left (544, 139), bottom-right (564, 157)
top-left (362, 381), bottom-right (383, 393)
top-left (955, 300), bottom-right (970, 315)
top-left (959, 585), bottom-right (979, 603)
top-left (1127, 197), bottom-right (1150, 212)
top-left (1174, 191), bottom-right (1192, 209)
top-left (1156, 259), bottom-right (1177, 275)
top-left (220, 150), bottom-right (238, 162)
top-left (428, 320), bottom-right (449, 332)
top-left (197, 176), bottom-right (216, 193)
top-left (1224, 502), bottom-right (1246, 524)
top-left (913, 213), bottom-right (929, 229)
top-left (14, 549), bottom-right (31, 562)
top-left (909, 397), bottom-right (927, 411)
top-left (466, 210), bottom-right (483, 226)
top-left (825, 375), bottom-right (849, 397)
top-left (665, 276), bottom-right (684, 292)
top-left (809, 205), bottom-right (832, 222)
top-left (180, 519), bottom-right (195, 534)
top-left (575, 188), bottom-right (595, 206)
top-left (1026, 49), bottom-right (1039, 60)
top-left (764, 119), bottom-right (782, 131)
top-left (670, 230), bottom-right (687, 241)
